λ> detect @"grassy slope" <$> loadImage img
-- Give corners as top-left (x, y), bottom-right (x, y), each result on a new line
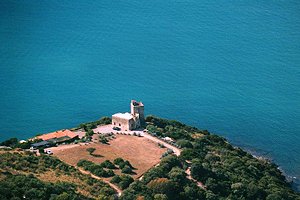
top-left (0, 150), bottom-right (115, 199)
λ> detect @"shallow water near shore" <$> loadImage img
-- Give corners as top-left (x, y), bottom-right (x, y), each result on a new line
top-left (0, 0), bottom-right (300, 190)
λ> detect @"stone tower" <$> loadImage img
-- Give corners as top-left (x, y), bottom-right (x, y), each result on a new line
top-left (130, 100), bottom-right (145, 127)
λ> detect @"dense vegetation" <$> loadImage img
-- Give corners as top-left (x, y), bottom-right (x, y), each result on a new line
top-left (0, 173), bottom-right (87, 200)
top-left (0, 151), bottom-right (115, 199)
top-left (119, 116), bottom-right (300, 200)
top-left (0, 137), bottom-right (42, 149)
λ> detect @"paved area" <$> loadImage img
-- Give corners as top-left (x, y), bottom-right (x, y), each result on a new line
top-left (72, 130), bottom-right (86, 139)
top-left (92, 124), bottom-right (144, 135)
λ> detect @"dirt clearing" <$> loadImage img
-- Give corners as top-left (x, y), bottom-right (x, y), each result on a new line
top-left (48, 135), bottom-right (165, 178)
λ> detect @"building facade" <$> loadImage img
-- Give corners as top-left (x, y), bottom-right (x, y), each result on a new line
top-left (112, 100), bottom-right (145, 131)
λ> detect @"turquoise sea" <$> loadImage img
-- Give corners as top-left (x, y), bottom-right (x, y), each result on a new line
top-left (1, 0), bottom-right (300, 190)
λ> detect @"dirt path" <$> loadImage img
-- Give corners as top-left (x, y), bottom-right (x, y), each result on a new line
top-left (142, 133), bottom-right (181, 156)
top-left (185, 167), bottom-right (206, 190)
top-left (78, 168), bottom-right (122, 197)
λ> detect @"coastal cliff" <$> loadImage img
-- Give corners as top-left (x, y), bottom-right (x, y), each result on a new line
top-left (0, 116), bottom-right (299, 200)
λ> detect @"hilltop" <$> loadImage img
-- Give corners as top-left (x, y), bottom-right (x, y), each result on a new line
top-left (0, 116), bottom-right (299, 200)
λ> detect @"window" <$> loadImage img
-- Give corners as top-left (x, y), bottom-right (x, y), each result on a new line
top-left (119, 123), bottom-right (121, 126)
top-left (114, 122), bottom-right (116, 125)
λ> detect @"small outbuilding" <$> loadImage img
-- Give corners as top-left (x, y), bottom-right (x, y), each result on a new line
top-left (36, 129), bottom-right (78, 144)
top-left (31, 141), bottom-right (50, 149)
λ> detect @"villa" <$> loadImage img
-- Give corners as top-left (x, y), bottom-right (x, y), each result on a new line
top-left (112, 100), bottom-right (145, 131)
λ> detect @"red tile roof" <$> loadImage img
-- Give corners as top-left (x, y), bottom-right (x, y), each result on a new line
top-left (37, 129), bottom-right (77, 141)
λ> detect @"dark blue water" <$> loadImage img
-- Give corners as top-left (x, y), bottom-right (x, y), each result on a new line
top-left (1, 0), bottom-right (299, 189)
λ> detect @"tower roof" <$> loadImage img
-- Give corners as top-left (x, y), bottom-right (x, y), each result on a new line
top-left (131, 100), bottom-right (144, 106)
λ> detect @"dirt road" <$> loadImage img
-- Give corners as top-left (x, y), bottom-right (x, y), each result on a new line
top-left (142, 133), bottom-right (181, 156)
top-left (185, 167), bottom-right (206, 190)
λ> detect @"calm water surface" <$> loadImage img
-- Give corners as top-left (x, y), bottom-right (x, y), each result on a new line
top-left (0, 0), bottom-right (299, 190)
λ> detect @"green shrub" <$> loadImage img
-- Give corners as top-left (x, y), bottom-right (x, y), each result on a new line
top-left (113, 158), bottom-right (125, 165)
top-left (121, 165), bottom-right (133, 174)
top-left (86, 147), bottom-right (96, 155)
top-left (100, 160), bottom-right (116, 169)
top-left (118, 175), bottom-right (134, 190)
top-left (110, 175), bottom-right (122, 184)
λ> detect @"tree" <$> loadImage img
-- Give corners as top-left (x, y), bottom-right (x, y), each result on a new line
top-left (97, 195), bottom-right (110, 200)
top-left (168, 167), bottom-right (186, 185)
top-left (176, 139), bottom-right (193, 148)
top-left (86, 130), bottom-right (94, 137)
top-left (99, 186), bottom-right (115, 196)
top-left (118, 175), bottom-right (134, 189)
top-left (114, 158), bottom-right (125, 165)
top-left (180, 149), bottom-right (204, 161)
top-left (245, 182), bottom-right (266, 200)
top-left (110, 175), bottom-right (122, 184)
top-left (99, 136), bottom-right (109, 144)
top-left (52, 192), bottom-right (71, 200)
top-left (183, 185), bottom-right (205, 200)
top-left (122, 165), bottom-right (133, 174)
top-left (100, 160), bottom-right (116, 169)
top-left (154, 194), bottom-right (168, 200)
top-left (124, 160), bottom-right (134, 169)
top-left (98, 117), bottom-right (112, 125)
top-left (0, 138), bottom-right (18, 147)
top-left (147, 178), bottom-right (177, 198)
top-left (266, 193), bottom-right (284, 200)
top-left (190, 162), bottom-right (211, 182)
top-left (86, 148), bottom-right (96, 155)
top-left (142, 166), bottom-right (166, 184)
top-left (160, 155), bottom-right (182, 171)
top-left (205, 190), bottom-right (219, 200)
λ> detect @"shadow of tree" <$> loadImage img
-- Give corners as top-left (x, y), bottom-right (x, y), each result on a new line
top-left (90, 153), bottom-right (103, 157)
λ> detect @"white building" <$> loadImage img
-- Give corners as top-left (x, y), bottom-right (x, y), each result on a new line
top-left (112, 100), bottom-right (145, 131)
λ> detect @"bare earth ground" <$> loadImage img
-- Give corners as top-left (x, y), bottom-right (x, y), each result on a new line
top-left (92, 124), bottom-right (180, 156)
top-left (48, 135), bottom-right (165, 178)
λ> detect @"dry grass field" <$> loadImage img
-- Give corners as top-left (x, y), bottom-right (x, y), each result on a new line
top-left (49, 135), bottom-right (165, 178)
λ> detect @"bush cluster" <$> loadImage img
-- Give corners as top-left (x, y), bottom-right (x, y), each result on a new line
top-left (77, 160), bottom-right (114, 178)
top-left (110, 174), bottom-right (134, 190)
top-left (113, 158), bottom-right (135, 174)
